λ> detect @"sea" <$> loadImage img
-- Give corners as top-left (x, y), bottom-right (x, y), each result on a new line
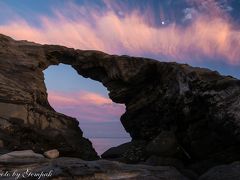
top-left (89, 137), bottom-right (131, 156)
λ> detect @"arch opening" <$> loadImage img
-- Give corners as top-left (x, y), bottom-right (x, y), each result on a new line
top-left (43, 63), bottom-right (131, 155)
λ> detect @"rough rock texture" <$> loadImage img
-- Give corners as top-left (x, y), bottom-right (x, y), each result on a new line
top-left (0, 35), bottom-right (98, 160)
top-left (101, 141), bottom-right (148, 162)
top-left (1, 34), bottom-right (240, 173)
top-left (0, 152), bottom-right (188, 180)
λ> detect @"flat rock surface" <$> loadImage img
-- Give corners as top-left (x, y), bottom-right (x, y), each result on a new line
top-left (0, 150), bottom-right (45, 165)
top-left (0, 157), bottom-right (188, 180)
top-left (0, 150), bottom-right (43, 159)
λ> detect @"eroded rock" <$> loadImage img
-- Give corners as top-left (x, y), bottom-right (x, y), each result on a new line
top-left (0, 34), bottom-right (240, 172)
top-left (0, 35), bottom-right (98, 160)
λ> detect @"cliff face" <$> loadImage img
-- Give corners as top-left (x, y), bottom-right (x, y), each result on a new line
top-left (0, 34), bottom-right (240, 169)
top-left (0, 35), bottom-right (98, 159)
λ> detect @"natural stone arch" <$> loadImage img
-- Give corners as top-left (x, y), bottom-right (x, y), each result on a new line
top-left (0, 35), bottom-right (167, 159)
top-left (1, 35), bottom-right (240, 172)
top-left (44, 63), bottom-right (130, 155)
top-left (0, 35), bottom-right (151, 160)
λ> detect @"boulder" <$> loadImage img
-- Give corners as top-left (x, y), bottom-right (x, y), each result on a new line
top-left (101, 142), bottom-right (132, 159)
top-left (102, 140), bottom-right (148, 163)
top-left (44, 149), bottom-right (60, 159)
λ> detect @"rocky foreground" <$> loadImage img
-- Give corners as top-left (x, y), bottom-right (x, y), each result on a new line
top-left (0, 150), bottom-right (188, 180)
top-left (1, 150), bottom-right (240, 180)
top-left (0, 34), bottom-right (240, 179)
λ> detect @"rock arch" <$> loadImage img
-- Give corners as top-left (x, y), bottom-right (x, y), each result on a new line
top-left (1, 35), bottom-right (240, 171)
top-left (44, 63), bottom-right (130, 155)
top-left (0, 34), bottom-right (150, 159)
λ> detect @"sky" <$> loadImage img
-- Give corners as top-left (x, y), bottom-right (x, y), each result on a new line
top-left (0, 0), bottom-right (239, 140)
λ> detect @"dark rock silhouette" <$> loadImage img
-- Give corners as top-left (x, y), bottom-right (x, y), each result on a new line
top-left (0, 34), bottom-right (240, 175)
top-left (199, 162), bottom-right (240, 180)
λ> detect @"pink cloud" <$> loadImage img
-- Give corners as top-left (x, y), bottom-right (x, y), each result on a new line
top-left (0, 2), bottom-right (239, 65)
top-left (48, 91), bottom-right (125, 123)
top-left (48, 91), bottom-right (112, 106)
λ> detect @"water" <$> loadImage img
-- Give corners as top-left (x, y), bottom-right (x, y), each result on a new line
top-left (89, 137), bottom-right (131, 156)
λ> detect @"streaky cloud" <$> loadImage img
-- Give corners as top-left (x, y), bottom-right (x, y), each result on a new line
top-left (0, 1), bottom-right (239, 65)
top-left (48, 90), bottom-right (125, 123)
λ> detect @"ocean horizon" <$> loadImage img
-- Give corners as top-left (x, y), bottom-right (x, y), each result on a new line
top-left (89, 137), bottom-right (131, 156)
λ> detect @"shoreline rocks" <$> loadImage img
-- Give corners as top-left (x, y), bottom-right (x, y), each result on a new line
top-left (0, 150), bottom-right (189, 180)
top-left (1, 150), bottom-right (240, 179)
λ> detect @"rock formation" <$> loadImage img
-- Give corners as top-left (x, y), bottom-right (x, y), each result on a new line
top-left (0, 34), bottom-right (240, 176)
top-left (0, 34), bottom-right (99, 160)
top-left (0, 151), bottom-right (188, 180)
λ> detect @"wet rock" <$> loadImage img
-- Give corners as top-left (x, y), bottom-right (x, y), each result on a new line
top-left (44, 149), bottom-right (59, 159)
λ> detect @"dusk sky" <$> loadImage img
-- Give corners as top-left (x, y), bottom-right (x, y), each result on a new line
top-left (0, 0), bottom-right (239, 139)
